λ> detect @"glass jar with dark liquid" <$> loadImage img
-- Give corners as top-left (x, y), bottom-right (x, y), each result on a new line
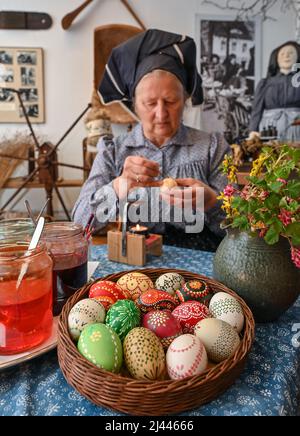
top-left (42, 223), bottom-right (88, 316)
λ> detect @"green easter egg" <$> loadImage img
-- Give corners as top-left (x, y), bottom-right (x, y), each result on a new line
top-left (106, 300), bottom-right (140, 341)
top-left (78, 323), bottom-right (122, 373)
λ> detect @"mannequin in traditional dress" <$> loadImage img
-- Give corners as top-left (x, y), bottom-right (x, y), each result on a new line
top-left (249, 41), bottom-right (300, 141)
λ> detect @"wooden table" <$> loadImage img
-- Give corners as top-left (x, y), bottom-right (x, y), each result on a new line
top-left (91, 235), bottom-right (107, 245)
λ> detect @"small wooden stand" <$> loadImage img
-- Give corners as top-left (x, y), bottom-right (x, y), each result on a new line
top-left (108, 231), bottom-right (163, 266)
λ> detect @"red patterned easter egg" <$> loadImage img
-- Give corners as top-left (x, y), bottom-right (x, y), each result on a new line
top-left (172, 301), bottom-right (210, 333)
top-left (166, 334), bottom-right (208, 380)
top-left (117, 272), bottom-right (154, 301)
top-left (176, 280), bottom-right (213, 307)
top-left (89, 280), bottom-right (129, 310)
top-left (137, 289), bottom-right (178, 313)
top-left (142, 310), bottom-right (182, 349)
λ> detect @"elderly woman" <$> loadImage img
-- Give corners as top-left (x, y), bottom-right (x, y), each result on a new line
top-left (73, 29), bottom-right (230, 251)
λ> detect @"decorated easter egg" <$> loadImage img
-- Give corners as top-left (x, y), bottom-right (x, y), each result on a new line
top-left (106, 300), bottom-right (141, 341)
top-left (89, 280), bottom-right (129, 310)
top-left (176, 280), bottom-right (213, 307)
top-left (172, 301), bottom-right (210, 333)
top-left (78, 323), bottom-right (123, 372)
top-left (142, 310), bottom-right (182, 349)
top-left (155, 272), bottom-right (185, 296)
top-left (136, 289), bottom-right (178, 313)
top-left (209, 292), bottom-right (245, 333)
top-left (160, 177), bottom-right (178, 191)
top-left (194, 318), bottom-right (240, 363)
top-left (68, 298), bottom-right (106, 341)
top-left (166, 334), bottom-right (208, 380)
top-left (117, 272), bottom-right (154, 301)
top-left (123, 327), bottom-right (165, 380)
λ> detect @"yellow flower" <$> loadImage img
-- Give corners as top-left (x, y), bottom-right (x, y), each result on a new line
top-left (221, 199), bottom-right (233, 215)
top-left (222, 154), bottom-right (232, 170)
top-left (250, 221), bottom-right (266, 231)
top-left (217, 193), bottom-right (226, 201)
top-left (232, 208), bottom-right (239, 217)
top-left (228, 166), bottom-right (238, 183)
top-left (250, 154), bottom-right (268, 177)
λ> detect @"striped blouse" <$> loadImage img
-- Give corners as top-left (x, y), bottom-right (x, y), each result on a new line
top-left (72, 123), bottom-right (231, 237)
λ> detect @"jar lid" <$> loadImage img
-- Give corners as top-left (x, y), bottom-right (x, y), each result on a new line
top-left (42, 222), bottom-right (83, 240)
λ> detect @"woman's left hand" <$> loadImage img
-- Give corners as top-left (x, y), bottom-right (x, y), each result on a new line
top-left (160, 178), bottom-right (217, 211)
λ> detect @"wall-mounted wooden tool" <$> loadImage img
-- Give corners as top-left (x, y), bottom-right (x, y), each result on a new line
top-left (0, 11), bottom-right (52, 30)
top-left (61, 0), bottom-right (145, 30)
top-left (120, 0), bottom-right (146, 30)
top-left (61, 0), bottom-right (93, 30)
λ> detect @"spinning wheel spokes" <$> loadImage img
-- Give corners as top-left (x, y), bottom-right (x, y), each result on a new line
top-left (46, 103), bottom-right (91, 159)
top-left (0, 89), bottom-right (92, 219)
top-left (0, 167), bottom-right (40, 213)
top-left (54, 162), bottom-right (89, 171)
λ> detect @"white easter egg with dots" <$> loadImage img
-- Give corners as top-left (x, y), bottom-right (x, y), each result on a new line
top-left (68, 298), bottom-right (106, 341)
top-left (155, 272), bottom-right (185, 296)
top-left (209, 292), bottom-right (244, 333)
top-left (194, 318), bottom-right (240, 363)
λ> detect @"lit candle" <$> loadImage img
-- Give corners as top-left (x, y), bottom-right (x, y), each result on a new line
top-left (129, 224), bottom-right (149, 236)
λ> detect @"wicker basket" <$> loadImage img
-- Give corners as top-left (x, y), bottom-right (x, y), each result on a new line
top-left (58, 268), bottom-right (255, 416)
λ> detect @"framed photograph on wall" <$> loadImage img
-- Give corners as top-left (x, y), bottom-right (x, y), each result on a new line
top-left (195, 15), bottom-right (262, 141)
top-left (0, 47), bottom-right (44, 123)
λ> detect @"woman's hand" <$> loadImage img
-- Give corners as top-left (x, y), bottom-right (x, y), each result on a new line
top-left (160, 178), bottom-right (217, 211)
top-left (113, 156), bottom-right (161, 199)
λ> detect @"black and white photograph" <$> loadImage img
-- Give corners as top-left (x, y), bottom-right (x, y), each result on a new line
top-left (0, 66), bottom-right (14, 83)
top-left (19, 104), bottom-right (39, 118)
top-left (0, 88), bottom-right (15, 102)
top-left (20, 67), bottom-right (36, 86)
top-left (0, 47), bottom-right (44, 123)
top-left (196, 15), bottom-right (262, 141)
top-left (19, 88), bottom-right (38, 103)
top-left (0, 50), bottom-right (13, 65)
top-left (17, 50), bottom-right (37, 65)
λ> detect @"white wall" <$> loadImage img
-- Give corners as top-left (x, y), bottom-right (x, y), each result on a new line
top-left (0, 0), bottom-right (296, 215)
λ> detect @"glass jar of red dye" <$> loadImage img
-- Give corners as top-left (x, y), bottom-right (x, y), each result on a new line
top-left (42, 223), bottom-right (88, 316)
top-left (0, 243), bottom-right (53, 355)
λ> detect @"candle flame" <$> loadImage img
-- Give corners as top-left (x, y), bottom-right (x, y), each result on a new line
top-left (136, 224), bottom-right (141, 231)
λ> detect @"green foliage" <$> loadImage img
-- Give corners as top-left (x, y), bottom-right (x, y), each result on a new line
top-left (219, 144), bottom-right (300, 268)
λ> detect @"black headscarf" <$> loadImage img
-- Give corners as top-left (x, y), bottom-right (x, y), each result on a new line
top-left (98, 29), bottom-right (203, 113)
top-left (267, 40), bottom-right (300, 77)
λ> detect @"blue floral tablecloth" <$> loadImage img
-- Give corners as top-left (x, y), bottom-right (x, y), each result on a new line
top-left (0, 245), bottom-right (299, 416)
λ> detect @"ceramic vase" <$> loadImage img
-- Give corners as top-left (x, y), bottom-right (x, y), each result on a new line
top-left (213, 229), bottom-right (300, 323)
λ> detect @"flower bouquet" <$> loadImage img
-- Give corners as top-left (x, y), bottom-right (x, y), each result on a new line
top-left (218, 144), bottom-right (300, 268)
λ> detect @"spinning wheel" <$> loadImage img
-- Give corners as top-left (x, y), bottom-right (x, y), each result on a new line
top-left (1, 5), bottom-right (145, 220)
top-left (0, 89), bottom-right (91, 220)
